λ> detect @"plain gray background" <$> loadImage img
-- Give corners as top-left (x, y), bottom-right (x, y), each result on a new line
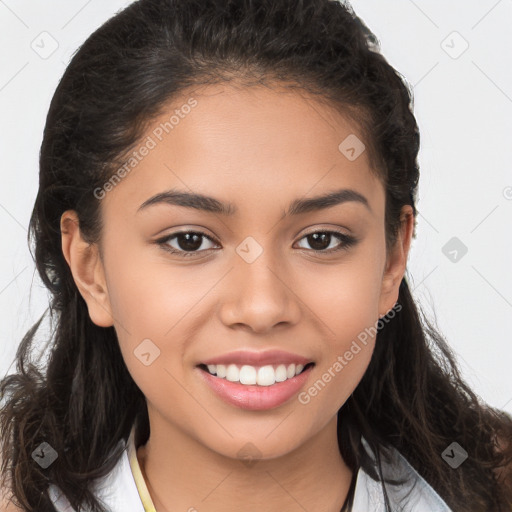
top-left (1, 0), bottom-right (511, 415)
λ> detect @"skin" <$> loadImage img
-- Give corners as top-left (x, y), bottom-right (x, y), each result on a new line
top-left (60, 82), bottom-right (414, 512)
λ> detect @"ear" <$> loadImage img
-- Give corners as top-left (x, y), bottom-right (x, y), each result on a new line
top-left (60, 210), bottom-right (114, 327)
top-left (378, 205), bottom-right (415, 318)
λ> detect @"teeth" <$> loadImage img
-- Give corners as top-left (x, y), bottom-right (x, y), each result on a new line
top-left (240, 365), bottom-right (257, 385)
top-left (203, 363), bottom-right (308, 386)
top-left (257, 365), bottom-right (274, 385)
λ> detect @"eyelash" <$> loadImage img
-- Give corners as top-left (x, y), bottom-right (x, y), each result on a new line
top-left (155, 229), bottom-right (358, 258)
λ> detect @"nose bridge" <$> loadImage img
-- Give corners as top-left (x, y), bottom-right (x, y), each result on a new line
top-left (234, 233), bottom-right (288, 297)
top-left (218, 234), bottom-right (300, 331)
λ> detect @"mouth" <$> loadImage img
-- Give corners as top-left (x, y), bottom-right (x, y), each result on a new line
top-left (196, 360), bottom-right (316, 410)
top-left (196, 361), bottom-right (315, 387)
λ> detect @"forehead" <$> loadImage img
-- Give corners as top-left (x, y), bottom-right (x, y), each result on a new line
top-left (100, 82), bottom-right (384, 218)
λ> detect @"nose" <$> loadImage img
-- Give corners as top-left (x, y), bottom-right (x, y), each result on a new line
top-left (217, 249), bottom-right (302, 335)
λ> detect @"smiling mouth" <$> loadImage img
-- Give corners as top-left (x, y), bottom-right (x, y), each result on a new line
top-left (196, 362), bottom-right (315, 387)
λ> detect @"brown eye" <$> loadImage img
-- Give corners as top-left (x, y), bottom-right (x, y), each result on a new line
top-left (295, 231), bottom-right (357, 254)
top-left (157, 231), bottom-right (219, 257)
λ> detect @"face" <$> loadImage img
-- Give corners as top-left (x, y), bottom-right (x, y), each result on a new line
top-left (62, 82), bottom-right (412, 461)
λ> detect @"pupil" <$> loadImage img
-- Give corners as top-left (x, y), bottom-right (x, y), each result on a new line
top-left (308, 232), bottom-right (330, 250)
top-left (178, 233), bottom-right (202, 251)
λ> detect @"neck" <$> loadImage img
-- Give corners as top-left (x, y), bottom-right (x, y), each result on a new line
top-left (136, 411), bottom-right (354, 512)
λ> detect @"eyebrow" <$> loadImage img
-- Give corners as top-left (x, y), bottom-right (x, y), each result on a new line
top-left (137, 187), bottom-right (371, 217)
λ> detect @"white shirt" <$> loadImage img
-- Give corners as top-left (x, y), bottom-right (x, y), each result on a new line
top-left (47, 430), bottom-right (453, 511)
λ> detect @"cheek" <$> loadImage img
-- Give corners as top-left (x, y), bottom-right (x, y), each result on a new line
top-left (101, 240), bottom-right (189, 373)
top-left (105, 260), bottom-right (194, 418)
top-left (297, 250), bottom-right (384, 345)
top-left (299, 282), bottom-right (378, 418)
top-left (103, 232), bottom-right (197, 336)
top-left (294, 251), bottom-right (382, 408)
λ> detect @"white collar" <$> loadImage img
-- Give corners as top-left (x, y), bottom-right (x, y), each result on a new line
top-left (351, 437), bottom-right (453, 511)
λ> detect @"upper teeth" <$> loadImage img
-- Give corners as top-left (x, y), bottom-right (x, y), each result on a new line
top-left (206, 363), bottom-right (306, 386)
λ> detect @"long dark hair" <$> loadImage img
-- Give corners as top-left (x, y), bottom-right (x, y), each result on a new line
top-left (1, 1), bottom-right (511, 510)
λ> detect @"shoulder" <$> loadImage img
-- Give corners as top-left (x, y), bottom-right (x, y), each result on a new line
top-left (48, 435), bottom-right (145, 512)
top-left (0, 497), bottom-right (25, 512)
top-left (0, 455), bottom-right (24, 511)
top-left (2, 433), bottom-right (144, 512)
top-left (351, 437), bottom-right (453, 512)
top-left (0, 481), bottom-right (25, 511)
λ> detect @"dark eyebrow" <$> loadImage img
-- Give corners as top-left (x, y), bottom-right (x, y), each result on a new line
top-left (137, 189), bottom-right (237, 215)
top-left (287, 188), bottom-right (371, 216)
top-left (137, 187), bottom-right (371, 216)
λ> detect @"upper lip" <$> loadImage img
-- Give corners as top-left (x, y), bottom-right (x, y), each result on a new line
top-left (199, 349), bottom-right (313, 367)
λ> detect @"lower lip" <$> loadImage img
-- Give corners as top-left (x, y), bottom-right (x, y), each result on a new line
top-left (196, 365), bottom-right (314, 411)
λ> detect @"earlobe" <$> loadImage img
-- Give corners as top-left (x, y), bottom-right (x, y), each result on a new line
top-left (60, 210), bottom-right (114, 328)
top-left (378, 206), bottom-right (415, 318)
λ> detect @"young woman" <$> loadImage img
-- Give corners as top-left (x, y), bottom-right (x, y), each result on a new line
top-left (1, 0), bottom-right (511, 511)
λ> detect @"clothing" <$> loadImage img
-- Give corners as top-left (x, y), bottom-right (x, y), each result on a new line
top-left (47, 428), bottom-right (453, 511)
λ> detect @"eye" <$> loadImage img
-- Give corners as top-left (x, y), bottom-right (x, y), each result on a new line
top-left (156, 231), bottom-right (219, 257)
top-left (294, 230), bottom-right (358, 254)
top-left (156, 229), bottom-right (358, 258)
